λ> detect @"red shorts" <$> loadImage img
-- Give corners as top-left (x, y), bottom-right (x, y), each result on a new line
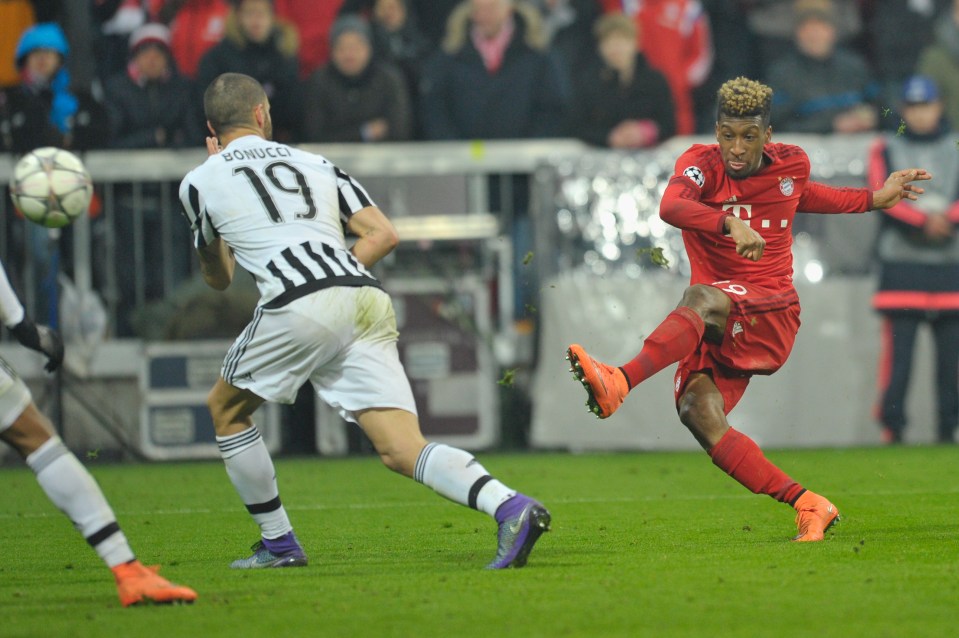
top-left (674, 280), bottom-right (801, 414)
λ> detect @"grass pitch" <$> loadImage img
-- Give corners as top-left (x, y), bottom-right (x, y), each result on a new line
top-left (1, 446), bottom-right (957, 637)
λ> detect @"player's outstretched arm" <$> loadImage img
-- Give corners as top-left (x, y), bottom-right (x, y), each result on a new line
top-left (197, 237), bottom-right (235, 290)
top-left (347, 206), bottom-right (399, 269)
top-left (872, 168), bottom-right (932, 210)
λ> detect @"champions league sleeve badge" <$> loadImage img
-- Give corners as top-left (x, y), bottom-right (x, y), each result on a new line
top-left (683, 166), bottom-right (705, 188)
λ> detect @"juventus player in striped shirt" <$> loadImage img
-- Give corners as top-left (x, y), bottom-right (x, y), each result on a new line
top-left (0, 260), bottom-right (196, 606)
top-left (180, 73), bottom-right (549, 570)
top-left (568, 77), bottom-right (931, 542)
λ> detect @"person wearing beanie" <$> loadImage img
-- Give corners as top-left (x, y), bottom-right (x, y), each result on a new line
top-left (765, 0), bottom-right (879, 133)
top-left (0, 22), bottom-right (109, 153)
top-left (102, 23), bottom-right (201, 336)
top-left (301, 14), bottom-right (413, 142)
top-left (103, 23), bottom-right (202, 149)
top-left (196, 0), bottom-right (300, 140)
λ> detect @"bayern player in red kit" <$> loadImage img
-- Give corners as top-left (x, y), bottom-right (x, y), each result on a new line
top-left (567, 77), bottom-right (931, 541)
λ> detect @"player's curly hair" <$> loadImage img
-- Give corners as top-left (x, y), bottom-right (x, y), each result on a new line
top-left (204, 72), bottom-right (268, 135)
top-left (716, 77), bottom-right (773, 127)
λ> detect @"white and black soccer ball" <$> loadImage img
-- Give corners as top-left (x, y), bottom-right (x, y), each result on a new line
top-left (9, 147), bottom-right (93, 228)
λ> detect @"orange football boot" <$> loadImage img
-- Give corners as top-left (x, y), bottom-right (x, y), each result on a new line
top-left (112, 560), bottom-right (198, 607)
top-left (566, 344), bottom-right (630, 418)
top-left (792, 491), bottom-right (840, 542)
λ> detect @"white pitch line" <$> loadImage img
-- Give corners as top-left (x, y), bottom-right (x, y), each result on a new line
top-left (1, 487), bottom-right (957, 520)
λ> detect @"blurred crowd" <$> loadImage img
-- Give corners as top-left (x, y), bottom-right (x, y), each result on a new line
top-left (2, 0), bottom-right (958, 155)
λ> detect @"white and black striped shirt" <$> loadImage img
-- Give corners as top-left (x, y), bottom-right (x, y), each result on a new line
top-left (178, 135), bottom-right (381, 307)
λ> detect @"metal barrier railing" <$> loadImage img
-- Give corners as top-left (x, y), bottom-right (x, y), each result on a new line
top-left (0, 139), bottom-right (588, 337)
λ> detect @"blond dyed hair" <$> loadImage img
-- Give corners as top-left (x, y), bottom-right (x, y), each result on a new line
top-left (716, 77), bottom-right (773, 126)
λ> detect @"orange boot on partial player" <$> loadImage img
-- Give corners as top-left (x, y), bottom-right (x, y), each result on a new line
top-left (792, 491), bottom-right (840, 542)
top-left (112, 560), bottom-right (197, 607)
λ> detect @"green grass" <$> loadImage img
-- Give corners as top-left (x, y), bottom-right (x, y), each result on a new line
top-left (1, 446), bottom-right (958, 637)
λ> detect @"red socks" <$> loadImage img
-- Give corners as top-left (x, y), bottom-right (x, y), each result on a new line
top-left (621, 307), bottom-right (705, 389)
top-left (708, 428), bottom-right (804, 504)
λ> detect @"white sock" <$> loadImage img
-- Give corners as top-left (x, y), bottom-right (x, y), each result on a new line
top-left (413, 443), bottom-right (515, 517)
top-left (26, 437), bottom-right (135, 568)
top-left (217, 426), bottom-right (292, 539)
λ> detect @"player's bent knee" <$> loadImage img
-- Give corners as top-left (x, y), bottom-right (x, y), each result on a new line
top-left (677, 393), bottom-right (703, 429)
top-left (681, 285), bottom-right (730, 340)
top-left (0, 403), bottom-right (54, 458)
top-left (376, 446), bottom-right (418, 477)
top-left (677, 390), bottom-right (720, 430)
top-left (681, 284), bottom-right (724, 308)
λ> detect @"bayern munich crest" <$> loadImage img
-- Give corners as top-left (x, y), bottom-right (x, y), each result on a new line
top-left (683, 166), bottom-right (705, 187)
top-left (779, 177), bottom-right (794, 196)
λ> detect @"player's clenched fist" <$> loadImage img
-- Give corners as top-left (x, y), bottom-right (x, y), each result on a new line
top-left (725, 215), bottom-right (765, 261)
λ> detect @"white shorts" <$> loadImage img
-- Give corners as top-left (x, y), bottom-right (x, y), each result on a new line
top-left (0, 357), bottom-right (32, 434)
top-left (223, 286), bottom-right (417, 422)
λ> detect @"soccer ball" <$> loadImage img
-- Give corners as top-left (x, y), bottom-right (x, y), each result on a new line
top-left (9, 147), bottom-right (93, 228)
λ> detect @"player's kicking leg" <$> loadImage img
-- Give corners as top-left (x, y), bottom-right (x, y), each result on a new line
top-left (567, 295), bottom-right (712, 418)
top-left (356, 408), bottom-right (551, 569)
top-left (207, 378), bottom-right (307, 569)
top-left (1, 399), bottom-right (196, 606)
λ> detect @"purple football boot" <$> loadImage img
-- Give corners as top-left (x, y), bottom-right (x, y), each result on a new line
top-left (486, 494), bottom-right (551, 569)
top-left (230, 531), bottom-right (308, 569)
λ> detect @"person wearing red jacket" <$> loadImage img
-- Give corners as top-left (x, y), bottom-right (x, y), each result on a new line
top-left (869, 75), bottom-right (959, 444)
top-left (599, 0), bottom-right (713, 135)
top-left (566, 77), bottom-right (930, 542)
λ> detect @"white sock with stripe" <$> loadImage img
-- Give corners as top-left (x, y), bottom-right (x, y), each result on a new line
top-left (216, 426), bottom-right (292, 539)
top-left (26, 436), bottom-right (135, 568)
top-left (414, 443), bottom-right (515, 517)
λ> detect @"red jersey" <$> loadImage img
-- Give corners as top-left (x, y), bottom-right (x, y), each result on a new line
top-left (660, 143), bottom-right (873, 292)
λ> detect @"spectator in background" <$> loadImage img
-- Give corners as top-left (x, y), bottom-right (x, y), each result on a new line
top-left (273, 0), bottom-right (345, 77)
top-left (744, 0), bottom-right (860, 72)
top-left (103, 23), bottom-right (201, 149)
top-left (420, 0), bottom-right (567, 326)
top-left (367, 0), bottom-right (431, 125)
top-left (765, 0), bottom-right (878, 134)
top-left (196, 0), bottom-right (300, 141)
top-left (164, 0), bottom-right (230, 79)
top-left (0, 22), bottom-right (109, 324)
top-left (420, 0), bottom-right (566, 140)
top-left (540, 0), bottom-right (604, 86)
top-left (869, 76), bottom-right (959, 445)
top-left (301, 15), bottom-right (412, 143)
top-left (917, 0), bottom-right (959, 132)
top-left (103, 24), bottom-right (198, 336)
top-left (567, 13), bottom-right (675, 148)
top-left (598, 0), bottom-right (714, 135)
top-left (92, 0), bottom-right (166, 83)
top-left (868, 0), bottom-right (946, 129)
top-left (339, 0), bottom-right (461, 48)
top-left (0, 22), bottom-right (109, 153)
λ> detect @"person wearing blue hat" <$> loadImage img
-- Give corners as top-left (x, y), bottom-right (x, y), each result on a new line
top-left (868, 74), bottom-right (959, 444)
top-left (1, 23), bottom-right (111, 330)
top-left (0, 22), bottom-right (109, 153)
